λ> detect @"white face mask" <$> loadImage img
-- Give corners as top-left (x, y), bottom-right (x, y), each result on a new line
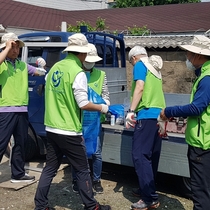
top-left (83, 62), bottom-right (95, 70)
top-left (186, 59), bottom-right (196, 71)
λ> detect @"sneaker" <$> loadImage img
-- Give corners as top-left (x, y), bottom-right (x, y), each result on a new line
top-left (132, 188), bottom-right (141, 197)
top-left (11, 173), bottom-right (35, 183)
top-left (72, 179), bottom-right (79, 194)
top-left (93, 180), bottom-right (104, 194)
top-left (130, 199), bottom-right (160, 210)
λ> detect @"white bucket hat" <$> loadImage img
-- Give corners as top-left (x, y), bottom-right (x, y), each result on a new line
top-left (179, 35), bottom-right (210, 56)
top-left (0, 32), bottom-right (25, 49)
top-left (85, 43), bottom-right (102, 63)
top-left (128, 46), bottom-right (148, 61)
top-left (141, 55), bottom-right (163, 79)
top-left (63, 33), bottom-right (91, 53)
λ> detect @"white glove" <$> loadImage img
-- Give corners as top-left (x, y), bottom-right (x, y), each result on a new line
top-left (103, 99), bottom-right (110, 106)
top-left (36, 57), bottom-right (46, 68)
top-left (125, 112), bottom-right (136, 129)
top-left (36, 68), bottom-right (47, 76)
top-left (100, 104), bottom-right (109, 114)
top-left (157, 115), bottom-right (168, 137)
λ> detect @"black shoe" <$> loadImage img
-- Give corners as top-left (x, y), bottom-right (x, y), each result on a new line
top-left (11, 173), bottom-right (35, 183)
top-left (132, 188), bottom-right (141, 197)
top-left (72, 179), bottom-right (79, 194)
top-left (92, 203), bottom-right (111, 210)
top-left (93, 180), bottom-right (104, 194)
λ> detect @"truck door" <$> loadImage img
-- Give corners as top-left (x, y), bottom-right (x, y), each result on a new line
top-left (22, 44), bottom-right (66, 136)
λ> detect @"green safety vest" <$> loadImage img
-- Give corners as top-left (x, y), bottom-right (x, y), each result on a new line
top-left (88, 67), bottom-right (105, 95)
top-left (44, 53), bottom-right (83, 133)
top-left (131, 70), bottom-right (165, 112)
top-left (185, 61), bottom-right (210, 150)
top-left (89, 67), bottom-right (106, 122)
top-left (0, 60), bottom-right (28, 107)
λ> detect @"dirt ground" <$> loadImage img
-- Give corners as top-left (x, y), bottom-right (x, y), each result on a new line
top-left (0, 159), bottom-right (193, 210)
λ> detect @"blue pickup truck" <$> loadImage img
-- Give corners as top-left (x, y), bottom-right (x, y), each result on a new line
top-left (5, 28), bottom-right (192, 196)
top-left (15, 28), bottom-right (128, 160)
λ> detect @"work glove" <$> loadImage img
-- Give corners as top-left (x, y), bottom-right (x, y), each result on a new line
top-left (36, 57), bottom-right (46, 68)
top-left (125, 112), bottom-right (136, 129)
top-left (36, 68), bottom-right (47, 76)
top-left (100, 104), bottom-right (109, 114)
top-left (157, 114), bottom-right (168, 137)
top-left (103, 99), bottom-right (110, 106)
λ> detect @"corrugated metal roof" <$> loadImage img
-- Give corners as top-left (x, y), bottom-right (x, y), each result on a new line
top-left (1, 1), bottom-right (210, 33)
top-left (1, 1), bottom-right (210, 48)
top-left (124, 35), bottom-right (196, 48)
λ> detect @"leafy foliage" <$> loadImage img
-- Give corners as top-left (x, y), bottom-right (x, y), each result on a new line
top-left (67, 17), bottom-right (149, 35)
top-left (67, 17), bottom-right (109, 32)
top-left (113, 0), bottom-right (200, 8)
top-left (127, 25), bottom-right (149, 35)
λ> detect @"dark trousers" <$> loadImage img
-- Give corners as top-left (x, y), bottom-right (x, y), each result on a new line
top-left (0, 112), bottom-right (28, 179)
top-left (187, 145), bottom-right (210, 210)
top-left (34, 131), bottom-right (97, 210)
top-left (132, 119), bottom-right (162, 203)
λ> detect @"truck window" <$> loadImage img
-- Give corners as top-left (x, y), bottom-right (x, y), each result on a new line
top-left (46, 47), bottom-right (65, 68)
top-left (20, 46), bottom-right (65, 69)
top-left (27, 47), bottom-right (44, 66)
top-left (95, 45), bottom-right (114, 67)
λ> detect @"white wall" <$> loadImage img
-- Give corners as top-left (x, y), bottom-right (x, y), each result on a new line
top-left (13, 0), bottom-right (109, 10)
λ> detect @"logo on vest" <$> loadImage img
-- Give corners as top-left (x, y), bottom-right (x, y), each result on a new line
top-left (52, 70), bottom-right (63, 87)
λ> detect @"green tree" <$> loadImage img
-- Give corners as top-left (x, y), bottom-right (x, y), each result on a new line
top-left (113, 0), bottom-right (200, 8)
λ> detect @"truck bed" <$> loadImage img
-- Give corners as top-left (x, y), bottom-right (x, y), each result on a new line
top-left (101, 93), bottom-right (191, 178)
top-left (101, 124), bottom-right (189, 178)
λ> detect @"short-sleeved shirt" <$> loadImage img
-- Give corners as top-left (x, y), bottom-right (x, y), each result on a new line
top-left (133, 61), bottom-right (162, 120)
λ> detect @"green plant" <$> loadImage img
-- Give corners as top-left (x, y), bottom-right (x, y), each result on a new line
top-left (127, 25), bottom-right (150, 35)
top-left (67, 20), bottom-right (96, 32)
top-left (96, 17), bottom-right (109, 31)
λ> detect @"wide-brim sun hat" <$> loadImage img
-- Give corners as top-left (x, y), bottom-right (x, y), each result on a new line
top-left (0, 32), bottom-right (25, 49)
top-left (141, 55), bottom-right (163, 79)
top-left (85, 43), bottom-right (102, 63)
top-left (179, 35), bottom-right (210, 56)
top-left (128, 45), bottom-right (148, 61)
top-left (63, 33), bottom-right (91, 53)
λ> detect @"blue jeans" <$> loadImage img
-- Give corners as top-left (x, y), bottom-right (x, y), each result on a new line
top-left (92, 135), bottom-right (102, 181)
top-left (72, 134), bottom-right (102, 182)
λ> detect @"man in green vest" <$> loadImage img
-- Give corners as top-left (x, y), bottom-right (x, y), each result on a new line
top-left (160, 35), bottom-right (210, 210)
top-left (126, 46), bottom-right (165, 210)
top-left (34, 33), bottom-right (111, 210)
top-left (72, 43), bottom-right (110, 194)
top-left (0, 32), bottom-right (46, 183)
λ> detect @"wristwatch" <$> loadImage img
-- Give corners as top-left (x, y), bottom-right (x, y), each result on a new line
top-left (128, 109), bottom-right (135, 113)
